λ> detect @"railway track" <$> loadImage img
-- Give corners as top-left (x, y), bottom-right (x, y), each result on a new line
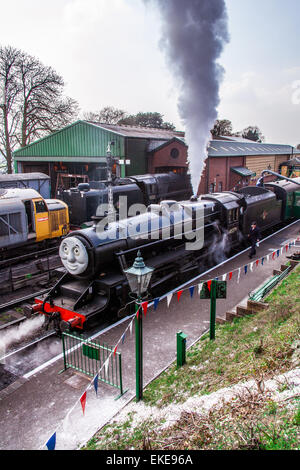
top-left (0, 246), bottom-right (62, 296)
top-left (0, 289), bottom-right (52, 336)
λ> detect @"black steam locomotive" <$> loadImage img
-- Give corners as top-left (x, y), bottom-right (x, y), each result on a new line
top-left (28, 176), bottom-right (300, 332)
top-left (58, 172), bottom-right (193, 227)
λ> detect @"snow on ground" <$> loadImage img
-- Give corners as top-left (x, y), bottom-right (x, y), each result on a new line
top-left (105, 367), bottom-right (300, 435)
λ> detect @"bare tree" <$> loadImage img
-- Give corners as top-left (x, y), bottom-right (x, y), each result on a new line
top-left (0, 46), bottom-right (21, 173)
top-left (18, 52), bottom-right (79, 147)
top-left (83, 106), bottom-right (128, 124)
top-left (0, 45), bottom-right (79, 173)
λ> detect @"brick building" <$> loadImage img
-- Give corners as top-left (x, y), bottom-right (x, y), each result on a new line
top-left (197, 138), bottom-right (295, 194)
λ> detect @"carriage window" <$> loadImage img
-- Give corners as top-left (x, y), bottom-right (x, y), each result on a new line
top-left (35, 200), bottom-right (48, 213)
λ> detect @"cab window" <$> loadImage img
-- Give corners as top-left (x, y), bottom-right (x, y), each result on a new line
top-left (35, 200), bottom-right (48, 213)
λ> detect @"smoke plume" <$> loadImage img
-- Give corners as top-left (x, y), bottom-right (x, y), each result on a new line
top-left (0, 316), bottom-right (45, 362)
top-left (149, 0), bottom-right (229, 194)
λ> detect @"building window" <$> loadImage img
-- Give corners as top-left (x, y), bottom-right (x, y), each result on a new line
top-left (209, 183), bottom-right (215, 193)
top-left (218, 182), bottom-right (223, 192)
top-left (170, 148), bottom-right (179, 159)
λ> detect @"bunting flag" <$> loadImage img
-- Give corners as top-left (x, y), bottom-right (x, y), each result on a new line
top-left (142, 301), bottom-right (148, 316)
top-left (237, 268), bottom-right (241, 284)
top-left (207, 280), bottom-right (212, 292)
top-left (121, 333), bottom-right (126, 344)
top-left (80, 392), bottom-right (87, 415)
top-left (272, 252), bottom-right (276, 260)
top-left (167, 293), bottom-right (173, 307)
top-left (198, 283), bottom-right (203, 294)
top-left (177, 290), bottom-right (183, 302)
top-left (277, 249), bottom-right (280, 257)
top-left (261, 257), bottom-right (265, 266)
top-left (256, 259), bottom-right (259, 267)
top-left (189, 286), bottom-right (195, 298)
top-left (129, 320), bottom-right (133, 336)
top-left (229, 272), bottom-right (233, 281)
top-left (266, 254), bottom-right (270, 263)
top-left (113, 345), bottom-right (118, 357)
top-left (222, 273), bottom-right (227, 281)
top-left (286, 244), bottom-right (289, 252)
top-left (46, 433), bottom-right (56, 451)
top-left (244, 265), bottom-right (248, 275)
top-left (154, 298), bottom-right (160, 310)
top-left (250, 262), bottom-right (254, 272)
top-left (93, 375), bottom-right (98, 395)
top-left (280, 247), bottom-right (284, 255)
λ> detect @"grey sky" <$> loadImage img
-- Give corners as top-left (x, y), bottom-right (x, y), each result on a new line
top-left (1, 0), bottom-right (300, 145)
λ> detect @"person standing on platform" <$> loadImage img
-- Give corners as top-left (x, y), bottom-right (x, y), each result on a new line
top-left (248, 221), bottom-right (261, 259)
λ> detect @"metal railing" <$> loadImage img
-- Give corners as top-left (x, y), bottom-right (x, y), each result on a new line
top-left (61, 332), bottom-right (125, 398)
top-left (249, 266), bottom-right (291, 302)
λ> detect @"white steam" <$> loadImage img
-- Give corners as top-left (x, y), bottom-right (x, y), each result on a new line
top-left (149, 0), bottom-right (229, 194)
top-left (0, 316), bottom-right (45, 361)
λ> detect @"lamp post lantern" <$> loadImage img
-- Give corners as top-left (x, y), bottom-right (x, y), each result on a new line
top-left (124, 251), bottom-right (154, 401)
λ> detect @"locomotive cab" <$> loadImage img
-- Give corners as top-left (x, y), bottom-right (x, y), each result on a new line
top-left (199, 192), bottom-right (245, 245)
top-left (0, 188), bottom-right (69, 253)
top-left (24, 193), bottom-right (69, 243)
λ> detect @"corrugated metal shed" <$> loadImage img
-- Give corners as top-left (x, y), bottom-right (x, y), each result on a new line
top-left (13, 121), bottom-right (125, 162)
top-left (92, 122), bottom-right (185, 140)
top-left (208, 140), bottom-right (295, 157)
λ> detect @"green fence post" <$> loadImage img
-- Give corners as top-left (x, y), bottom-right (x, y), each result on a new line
top-left (62, 333), bottom-right (67, 371)
top-left (135, 301), bottom-right (143, 402)
top-left (177, 331), bottom-right (188, 367)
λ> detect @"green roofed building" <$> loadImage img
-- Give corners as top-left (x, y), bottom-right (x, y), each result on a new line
top-left (13, 120), bottom-right (186, 196)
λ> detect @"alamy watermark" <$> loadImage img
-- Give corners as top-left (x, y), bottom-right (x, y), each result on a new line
top-left (93, 196), bottom-right (205, 251)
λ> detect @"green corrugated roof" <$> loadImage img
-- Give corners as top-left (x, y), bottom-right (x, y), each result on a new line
top-left (231, 167), bottom-right (256, 177)
top-left (14, 121), bottom-right (125, 160)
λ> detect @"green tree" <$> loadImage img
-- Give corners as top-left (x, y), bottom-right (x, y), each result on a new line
top-left (241, 126), bottom-right (264, 143)
top-left (83, 106), bottom-right (128, 124)
top-left (118, 111), bottom-right (176, 130)
top-left (211, 119), bottom-right (233, 137)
